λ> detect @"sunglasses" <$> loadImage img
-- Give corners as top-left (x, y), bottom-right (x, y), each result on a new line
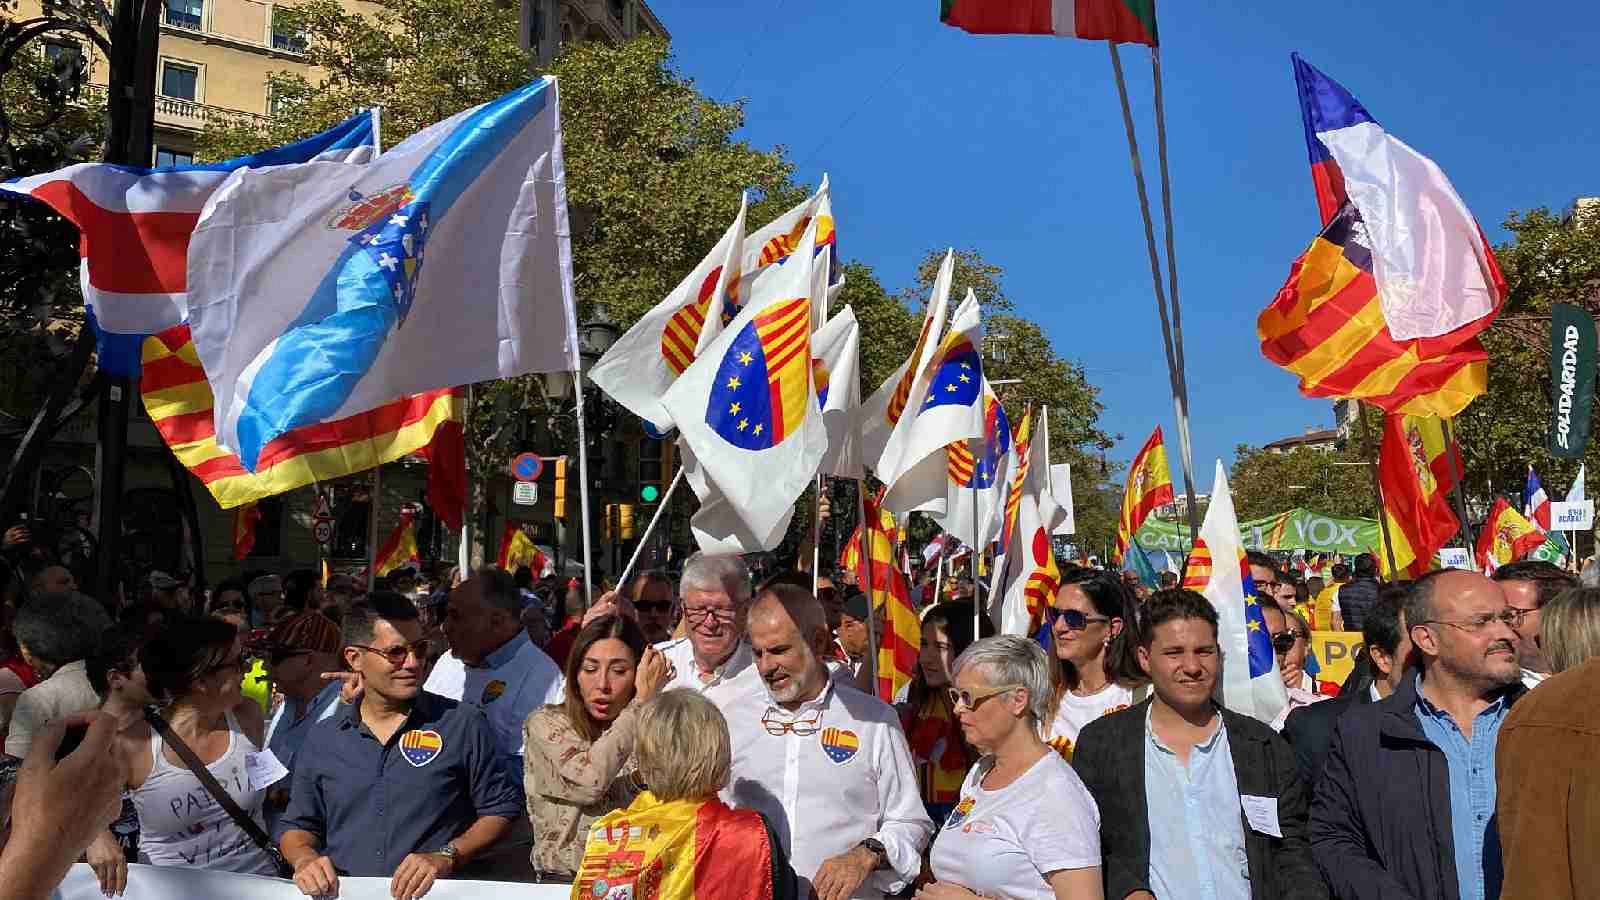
top-left (1269, 631), bottom-right (1302, 654)
top-left (351, 639), bottom-right (430, 667)
top-left (1045, 607), bottom-right (1111, 631)
top-left (947, 683), bottom-right (1023, 711)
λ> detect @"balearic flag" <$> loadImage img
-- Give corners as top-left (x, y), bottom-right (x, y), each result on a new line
top-left (139, 325), bottom-right (465, 515)
top-left (877, 288), bottom-right (986, 517)
top-left (0, 110), bottom-right (378, 377)
top-left (939, 0), bottom-right (1158, 45)
top-left (811, 304), bottom-right (862, 478)
top-left (1188, 460), bottom-right (1289, 724)
top-left (588, 194), bottom-right (747, 431)
top-left (663, 220), bottom-right (825, 553)
top-left (366, 508), bottom-right (420, 578)
top-left (188, 78), bottom-right (577, 472)
top-left (1258, 57), bottom-right (1505, 419)
top-left (860, 251), bottom-right (953, 467)
top-left (1115, 426), bottom-right (1174, 561)
top-left (1523, 465), bottom-right (1552, 532)
top-left (936, 383), bottom-right (1012, 549)
top-left (1477, 497), bottom-right (1562, 574)
top-left (1376, 414), bottom-right (1460, 577)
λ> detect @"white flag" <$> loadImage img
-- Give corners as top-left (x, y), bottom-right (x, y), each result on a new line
top-left (1568, 464), bottom-right (1586, 504)
top-left (589, 193), bottom-right (747, 431)
top-left (187, 79), bottom-right (575, 470)
top-left (811, 305), bottom-right (862, 478)
top-left (990, 485), bottom-right (1058, 637)
top-left (660, 219), bottom-right (825, 552)
top-left (935, 381), bottom-right (1012, 549)
top-left (860, 251), bottom-right (953, 468)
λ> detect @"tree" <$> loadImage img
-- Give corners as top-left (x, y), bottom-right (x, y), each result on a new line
top-left (1228, 443), bottom-right (1378, 523)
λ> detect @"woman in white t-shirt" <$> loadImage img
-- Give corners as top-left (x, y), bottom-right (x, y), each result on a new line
top-left (920, 635), bottom-right (1103, 900)
top-left (1040, 569), bottom-right (1148, 761)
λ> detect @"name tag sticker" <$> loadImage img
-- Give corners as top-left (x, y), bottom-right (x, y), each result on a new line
top-left (244, 749), bottom-right (290, 791)
top-left (1240, 794), bottom-right (1282, 837)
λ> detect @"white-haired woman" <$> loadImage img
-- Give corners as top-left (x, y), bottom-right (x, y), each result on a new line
top-left (918, 636), bottom-right (1104, 900)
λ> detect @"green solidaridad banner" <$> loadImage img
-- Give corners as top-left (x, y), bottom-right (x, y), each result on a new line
top-left (1135, 507), bottom-right (1382, 556)
top-left (1548, 302), bottom-right (1596, 459)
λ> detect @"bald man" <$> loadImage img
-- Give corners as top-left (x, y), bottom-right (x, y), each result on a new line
top-left (724, 582), bottom-right (932, 900)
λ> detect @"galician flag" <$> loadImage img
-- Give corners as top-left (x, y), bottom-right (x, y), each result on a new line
top-left (940, 0), bottom-right (1158, 45)
top-left (1185, 460), bottom-right (1289, 725)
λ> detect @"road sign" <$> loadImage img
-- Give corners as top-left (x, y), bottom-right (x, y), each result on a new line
top-left (513, 481), bottom-right (539, 506)
top-left (511, 452), bottom-right (544, 482)
top-left (313, 520), bottom-right (334, 545)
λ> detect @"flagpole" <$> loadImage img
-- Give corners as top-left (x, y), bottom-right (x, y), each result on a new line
top-left (1108, 41), bottom-right (1201, 546)
top-left (812, 474), bottom-right (824, 594)
top-left (572, 368), bottom-right (595, 604)
top-left (1440, 418), bottom-right (1476, 550)
top-left (1358, 403), bottom-right (1401, 576)
top-left (856, 477), bottom-right (880, 697)
top-left (366, 464), bottom-right (382, 592)
top-left (615, 468), bottom-right (684, 590)
top-left (970, 480), bottom-right (981, 638)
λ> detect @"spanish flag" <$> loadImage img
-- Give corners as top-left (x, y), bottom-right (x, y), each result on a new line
top-left (1115, 427), bottom-right (1174, 562)
top-left (497, 523), bottom-right (549, 576)
top-left (232, 502), bottom-right (260, 562)
top-left (367, 508), bottom-right (419, 578)
top-left (839, 488), bottom-right (919, 703)
top-left (1377, 414), bottom-right (1460, 578)
top-left (1477, 498), bottom-right (1559, 574)
top-left (574, 792), bottom-right (778, 900)
top-left (139, 324), bottom-right (464, 515)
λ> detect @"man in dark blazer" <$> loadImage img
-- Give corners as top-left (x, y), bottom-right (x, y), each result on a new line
top-left (1074, 589), bottom-right (1327, 900)
top-left (1283, 588), bottom-right (1411, 784)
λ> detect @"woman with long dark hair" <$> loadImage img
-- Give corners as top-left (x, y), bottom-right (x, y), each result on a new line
top-left (522, 614), bottom-right (673, 879)
top-left (897, 602), bottom-right (987, 824)
top-left (1039, 568), bottom-right (1147, 760)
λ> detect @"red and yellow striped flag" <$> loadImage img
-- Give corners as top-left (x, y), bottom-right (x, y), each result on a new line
top-left (232, 502), bottom-right (260, 561)
top-left (999, 405), bottom-right (1034, 553)
top-left (574, 792), bottom-right (777, 900)
top-left (139, 324), bottom-right (463, 510)
top-left (839, 488), bottom-right (919, 702)
top-left (367, 508), bottom-right (420, 578)
top-left (1377, 413), bottom-right (1460, 578)
top-left (1115, 427), bottom-right (1174, 561)
top-left (1258, 204), bottom-right (1502, 418)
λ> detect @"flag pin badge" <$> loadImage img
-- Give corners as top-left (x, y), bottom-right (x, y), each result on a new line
top-left (819, 727), bottom-right (859, 764)
top-left (400, 729), bottom-right (444, 767)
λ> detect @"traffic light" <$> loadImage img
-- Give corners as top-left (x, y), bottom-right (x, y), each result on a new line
top-left (553, 456), bottom-right (568, 519)
top-left (619, 504), bottom-right (636, 540)
top-left (639, 483), bottom-right (660, 503)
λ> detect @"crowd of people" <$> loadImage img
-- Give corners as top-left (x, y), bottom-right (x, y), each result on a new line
top-left (2, 528), bottom-right (1599, 900)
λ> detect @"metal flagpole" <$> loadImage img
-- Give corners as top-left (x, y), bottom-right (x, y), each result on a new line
top-left (971, 478), bottom-right (981, 638)
top-left (856, 477), bottom-right (879, 697)
top-left (616, 468), bottom-right (685, 589)
top-left (1108, 42), bottom-right (1201, 545)
top-left (812, 474), bottom-right (824, 594)
top-left (1440, 418), bottom-right (1476, 550)
top-left (572, 367), bottom-right (595, 604)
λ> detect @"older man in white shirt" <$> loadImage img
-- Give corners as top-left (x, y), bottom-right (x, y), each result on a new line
top-left (654, 552), bottom-right (762, 705)
top-left (724, 581), bottom-right (933, 900)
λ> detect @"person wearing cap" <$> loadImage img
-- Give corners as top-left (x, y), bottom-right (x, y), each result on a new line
top-left (148, 571), bottom-right (189, 613)
top-left (258, 612), bottom-right (347, 832)
top-left (248, 574), bottom-right (286, 627)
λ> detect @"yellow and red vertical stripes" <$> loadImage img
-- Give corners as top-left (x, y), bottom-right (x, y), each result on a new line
top-left (232, 502), bottom-right (260, 561)
top-left (839, 488), bottom-right (920, 703)
top-left (1000, 406), bottom-right (1034, 552)
top-left (753, 298), bottom-right (812, 444)
top-left (1115, 426), bottom-right (1174, 561)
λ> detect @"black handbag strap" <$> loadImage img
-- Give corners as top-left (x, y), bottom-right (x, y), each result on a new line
top-left (144, 707), bottom-right (294, 877)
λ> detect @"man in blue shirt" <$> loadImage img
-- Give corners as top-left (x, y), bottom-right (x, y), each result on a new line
top-left (1312, 569), bottom-right (1525, 900)
top-left (279, 593), bottom-right (519, 900)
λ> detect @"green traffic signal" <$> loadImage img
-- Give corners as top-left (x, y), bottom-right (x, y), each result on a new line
top-left (639, 484), bottom-right (661, 503)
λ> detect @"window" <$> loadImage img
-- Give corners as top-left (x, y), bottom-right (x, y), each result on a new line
top-left (638, 436), bottom-right (663, 483)
top-left (163, 0), bottom-right (202, 31)
top-left (608, 0), bottom-right (626, 22)
top-left (271, 8), bottom-right (307, 53)
top-left (155, 147), bottom-right (194, 167)
top-left (160, 62), bottom-right (198, 101)
top-left (42, 39), bottom-right (80, 65)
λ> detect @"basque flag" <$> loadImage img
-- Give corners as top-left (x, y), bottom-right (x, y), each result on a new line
top-left (0, 111), bottom-right (377, 376)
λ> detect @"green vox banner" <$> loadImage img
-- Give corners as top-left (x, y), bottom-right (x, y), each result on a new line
top-left (1548, 302), bottom-right (1596, 459)
top-left (1135, 507), bottom-right (1382, 556)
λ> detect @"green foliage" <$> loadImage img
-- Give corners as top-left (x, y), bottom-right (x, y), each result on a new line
top-left (1229, 442), bottom-right (1378, 523)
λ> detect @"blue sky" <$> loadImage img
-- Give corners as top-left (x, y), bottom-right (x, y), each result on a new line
top-left (652, 1), bottom-right (1600, 483)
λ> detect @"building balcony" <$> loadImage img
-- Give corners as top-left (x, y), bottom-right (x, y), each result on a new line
top-left (78, 84), bottom-right (271, 136)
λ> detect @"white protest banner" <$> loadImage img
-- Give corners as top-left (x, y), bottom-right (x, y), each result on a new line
top-left (1551, 500), bottom-right (1595, 532)
top-left (52, 864), bottom-right (572, 900)
top-left (1438, 547), bottom-right (1472, 570)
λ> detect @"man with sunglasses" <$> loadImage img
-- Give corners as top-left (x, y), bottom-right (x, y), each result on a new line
top-left (255, 612), bottom-right (345, 832)
top-left (728, 581), bottom-right (932, 900)
top-left (279, 593), bottom-right (519, 900)
top-left (1311, 569), bottom-right (1525, 900)
top-left (629, 570), bottom-right (678, 644)
top-left (1261, 604), bottom-right (1328, 731)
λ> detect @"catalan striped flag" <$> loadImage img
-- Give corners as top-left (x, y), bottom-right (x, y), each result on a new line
top-left (1377, 414), bottom-right (1460, 577)
top-left (139, 325), bottom-right (464, 513)
top-left (1115, 427), bottom-right (1174, 562)
top-left (839, 487), bottom-right (920, 702)
top-left (1259, 56), bottom-right (1504, 419)
top-left (999, 405), bottom-right (1034, 553)
top-left (860, 251), bottom-right (954, 468)
top-left (575, 792), bottom-right (778, 900)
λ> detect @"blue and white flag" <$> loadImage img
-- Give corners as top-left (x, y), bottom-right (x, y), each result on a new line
top-left (187, 78), bottom-right (576, 470)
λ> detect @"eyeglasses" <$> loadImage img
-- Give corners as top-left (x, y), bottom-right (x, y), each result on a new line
top-left (761, 708), bottom-right (821, 736)
top-left (1417, 609), bottom-right (1521, 634)
top-left (682, 605), bottom-right (737, 624)
top-left (1268, 631), bottom-right (1302, 655)
top-left (947, 683), bottom-right (1023, 712)
top-left (351, 639), bottom-right (430, 667)
top-left (1045, 607), bottom-right (1111, 631)
top-left (1503, 606), bottom-right (1537, 627)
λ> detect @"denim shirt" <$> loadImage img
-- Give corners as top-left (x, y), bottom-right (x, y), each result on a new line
top-left (1144, 705), bottom-right (1251, 900)
top-left (1412, 674), bottom-right (1510, 900)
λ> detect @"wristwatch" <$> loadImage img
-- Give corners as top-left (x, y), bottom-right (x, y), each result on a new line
top-left (855, 838), bottom-right (887, 869)
top-left (432, 843), bottom-right (459, 866)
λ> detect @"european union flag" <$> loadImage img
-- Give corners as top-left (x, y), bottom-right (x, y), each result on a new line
top-left (704, 297), bottom-right (812, 451)
top-left (921, 338), bottom-right (982, 413)
top-left (1242, 562), bottom-right (1275, 679)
